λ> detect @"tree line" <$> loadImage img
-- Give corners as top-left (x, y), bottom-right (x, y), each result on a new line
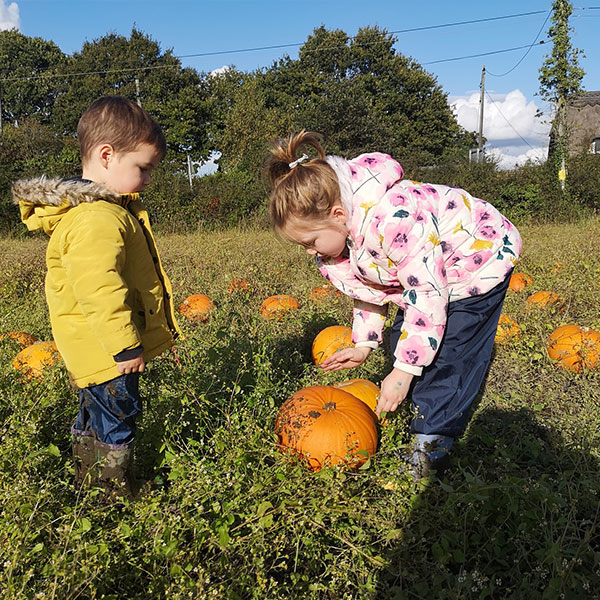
top-left (0, 21), bottom-right (597, 232)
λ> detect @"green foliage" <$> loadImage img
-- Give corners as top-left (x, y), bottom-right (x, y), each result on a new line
top-left (0, 120), bottom-right (80, 233)
top-left (191, 168), bottom-right (267, 228)
top-left (538, 0), bottom-right (585, 194)
top-left (1, 222), bottom-right (599, 599)
top-left (257, 25), bottom-right (475, 165)
top-left (0, 29), bottom-right (68, 125)
top-left (50, 27), bottom-right (211, 160)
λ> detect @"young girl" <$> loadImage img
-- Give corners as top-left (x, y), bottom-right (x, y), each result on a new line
top-left (265, 131), bottom-right (521, 479)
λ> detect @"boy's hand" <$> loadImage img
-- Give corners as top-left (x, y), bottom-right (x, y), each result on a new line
top-left (319, 346), bottom-right (371, 371)
top-left (377, 368), bottom-right (414, 416)
top-left (116, 355), bottom-right (145, 374)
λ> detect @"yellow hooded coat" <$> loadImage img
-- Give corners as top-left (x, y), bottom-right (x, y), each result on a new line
top-left (13, 177), bottom-right (180, 387)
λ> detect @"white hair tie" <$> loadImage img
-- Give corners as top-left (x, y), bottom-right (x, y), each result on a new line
top-left (289, 153), bottom-right (309, 169)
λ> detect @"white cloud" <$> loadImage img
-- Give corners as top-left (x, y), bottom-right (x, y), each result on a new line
top-left (210, 65), bottom-right (230, 77)
top-left (0, 0), bottom-right (20, 30)
top-left (450, 89), bottom-right (551, 169)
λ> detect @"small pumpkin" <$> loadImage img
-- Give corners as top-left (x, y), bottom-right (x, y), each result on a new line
top-left (333, 379), bottom-right (380, 413)
top-left (0, 331), bottom-right (38, 349)
top-left (311, 325), bottom-right (354, 365)
top-left (508, 272), bottom-right (533, 292)
top-left (547, 324), bottom-right (600, 372)
top-left (526, 290), bottom-right (562, 308)
top-left (13, 341), bottom-right (61, 379)
top-left (260, 295), bottom-right (300, 319)
top-left (275, 385), bottom-right (379, 471)
top-left (178, 294), bottom-right (215, 322)
top-left (494, 314), bottom-right (521, 344)
top-left (228, 278), bottom-right (250, 294)
top-left (309, 285), bottom-right (342, 302)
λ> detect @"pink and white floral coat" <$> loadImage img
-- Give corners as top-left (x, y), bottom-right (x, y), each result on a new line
top-left (318, 152), bottom-right (522, 376)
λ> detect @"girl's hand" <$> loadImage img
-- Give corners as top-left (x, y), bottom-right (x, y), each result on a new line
top-left (319, 346), bottom-right (371, 371)
top-left (116, 355), bottom-right (145, 374)
top-left (377, 368), bottom-right (414, 416)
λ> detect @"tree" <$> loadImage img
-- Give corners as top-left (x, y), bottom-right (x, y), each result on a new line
top-left (259, 25), bottom-right (475, 167)
top-left (0, 29), bottom-right (67, 126)
top-left (51, 28), bottom-right (211, 161)
top-left (538, 0), bottom-right (585, 190)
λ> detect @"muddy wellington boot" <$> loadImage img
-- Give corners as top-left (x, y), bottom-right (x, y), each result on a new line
top-left (94, 439), bottom-right (136, 499)
top-left (72, 430), bottom-right (98, 488)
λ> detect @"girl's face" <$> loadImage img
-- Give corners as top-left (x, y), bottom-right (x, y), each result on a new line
top-left (284, 205), bottom-right (349, 260)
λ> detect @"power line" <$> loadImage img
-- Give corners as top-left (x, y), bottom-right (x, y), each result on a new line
top-left (484, 90), bottom-right (536, 151)
top-left (422, 41), bottom-right (547, 66)
top-left (176, 10), bottom-right (548, 60)
top-left (0, 9), bottom-right (551, 83)
top-left (487, 11), bottom-right (552, 77)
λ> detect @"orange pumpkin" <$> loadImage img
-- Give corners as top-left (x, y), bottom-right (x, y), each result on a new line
top-left (275, 385), bottom-right (378, 471)
top-left (13, 341), bottom-right (61, 379)
top-left (228, 278), bottom-right (250, 294)
top-left (509, 272), bottom-right (533, 292)
top-left (333, 379), bottom-right (380, 413)
top-left (548, 324), bottom-right (600, 372)
top-left (0, 331), bottom-right (38, 348)
top-left (309, 285), bottom-right (342, 302)
top-left (494, 314), bottom-right (521, 344)
top-left (260, 295), bottom-right (300, 319)
top-left (178, 294), bottom-right (215, 322)
top-left (526, 290), bottom-right (562, 308)
top-left (311, 325), bottom-right (354, 365)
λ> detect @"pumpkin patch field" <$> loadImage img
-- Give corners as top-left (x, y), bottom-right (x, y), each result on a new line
top-left (0, 219), bottom-right (599, 599)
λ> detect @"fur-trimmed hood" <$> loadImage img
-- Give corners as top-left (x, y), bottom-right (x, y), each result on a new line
top-left (12, 177), bottom-right (135, 235)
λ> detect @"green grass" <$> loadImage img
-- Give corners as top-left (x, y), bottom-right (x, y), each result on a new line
top-left (0, 219), bottom-right (599, 600)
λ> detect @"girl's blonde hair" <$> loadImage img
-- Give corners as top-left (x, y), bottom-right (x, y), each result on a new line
top-left (264, 131), bottom-right (341, 233)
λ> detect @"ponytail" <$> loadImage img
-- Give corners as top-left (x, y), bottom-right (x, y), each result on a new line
top-left (264, 131), bottom-right (341, 232)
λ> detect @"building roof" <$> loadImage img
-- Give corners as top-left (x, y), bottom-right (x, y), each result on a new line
top-left (572, 91), bottom-right (600, 107)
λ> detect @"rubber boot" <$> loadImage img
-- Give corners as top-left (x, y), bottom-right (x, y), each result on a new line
top-left (72, 429), bottom-right (97, 488)
top-left (94, 439), bottom-right (135, 499)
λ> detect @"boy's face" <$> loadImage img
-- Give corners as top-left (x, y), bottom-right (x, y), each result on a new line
top-left (103, 143), bottom-right (162, 194)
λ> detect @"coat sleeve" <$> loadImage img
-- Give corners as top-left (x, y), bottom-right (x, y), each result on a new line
top-left (379, 197), bottom-right (449, 374)
top-left (352, 299), bottom-right (388, 347)
top-left (61, 209), bottom-right (142, 357)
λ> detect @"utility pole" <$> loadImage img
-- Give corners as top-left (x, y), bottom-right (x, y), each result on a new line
top-left (477, 65), bottom-right (486, 162)
top-left (0, 82), bottom-right (3, 138)
top-left (134, 75), bottom-right (142, 107)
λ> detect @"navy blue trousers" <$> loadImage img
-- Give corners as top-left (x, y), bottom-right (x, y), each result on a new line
top-left (73, 373), bottom-right (141, 446)
top-left (389, 274), bottom-right (511, 439)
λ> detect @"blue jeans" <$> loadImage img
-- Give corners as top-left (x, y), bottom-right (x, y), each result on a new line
top-left (73, 373), bottom-right (141, 445)
top-left (390, 273), bottom-right (512, 439)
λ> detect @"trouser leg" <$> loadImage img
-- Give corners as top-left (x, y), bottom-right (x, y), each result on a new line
top-left (390, 274), bottom-right (512, 440)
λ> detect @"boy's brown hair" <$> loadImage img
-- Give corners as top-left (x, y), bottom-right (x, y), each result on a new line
top-left (264, 130), bottom-right (341, 234)
top-left (77, 96), bottom-right (167, 164)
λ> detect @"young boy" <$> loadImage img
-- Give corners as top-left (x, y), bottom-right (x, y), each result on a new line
top-left (13, 96), bottom-right (180, 496)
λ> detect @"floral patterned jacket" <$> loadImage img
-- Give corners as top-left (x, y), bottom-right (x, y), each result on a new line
top-left (317, 153), bottom-right (522, 375)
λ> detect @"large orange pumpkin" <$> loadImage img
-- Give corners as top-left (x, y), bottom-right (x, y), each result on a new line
top-left (275, 385), bottom-right (379, 471)
top-left (0, 331), bottom-right (38, 348)
top-left (260, 295), bottom-right (300, 319)
top-left (309, 285), bottom-right (342, 302)
top-left (547, 324), bottom-right (600, 372)
top-left (178, 294), bottom-right (215, 322)
top-left (526, 290), bottom-right (562, 308)
top-left (333, 379), bottom-right (380, 413)
top-left (494, 314), bottom-right (521, 344)
top-left (13, 341), bottom-right (61, 379)
top-left (509, 272), bottom-right (533, 292)
top-left (311, 325), bottom-right (354, 365)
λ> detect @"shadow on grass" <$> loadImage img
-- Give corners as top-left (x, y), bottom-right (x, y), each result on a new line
top-left (375, 405), bottom-right (600, 599)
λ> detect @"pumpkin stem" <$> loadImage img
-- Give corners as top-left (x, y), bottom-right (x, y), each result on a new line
top-left (323, 402), bottom-right (337, 411)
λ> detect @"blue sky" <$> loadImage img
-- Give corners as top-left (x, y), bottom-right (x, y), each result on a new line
top-left (2, 0), bottom-right (599, 168)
